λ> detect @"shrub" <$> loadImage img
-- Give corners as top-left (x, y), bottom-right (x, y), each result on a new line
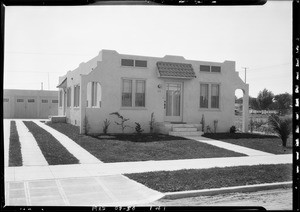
top-left (249, 117), bottom-right (254, 133)
top-left (84, 115), bottom-right (90, 135)
top-left (200, 114), bottom-right (205, 132)
top-left (268, 114), bottom-right (292, 147)
top-left (230, 126), bottom-right (236, 134)
top-left (110, 112), bottom-right (131, 133)
top-left (135, 122), bottom-right (144, 134)
top-left (149, 112), bottom-right (155, 133)
top-left (102, 119), bottom-right (111, 135)
top-left (213, 120), bottom-right (218, 133)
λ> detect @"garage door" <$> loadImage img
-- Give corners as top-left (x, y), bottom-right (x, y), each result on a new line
top-left (15, 97), bottom-right (37, 118)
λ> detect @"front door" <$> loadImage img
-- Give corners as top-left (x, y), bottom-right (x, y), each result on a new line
top-left (164, 82), bottom-right (183, 122)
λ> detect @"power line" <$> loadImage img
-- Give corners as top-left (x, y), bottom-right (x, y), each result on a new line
top-left (249, 62), bottom-right (291, 71)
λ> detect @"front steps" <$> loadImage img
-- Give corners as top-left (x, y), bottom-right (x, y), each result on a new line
top-left (154, 123), bottom-right (203, 137)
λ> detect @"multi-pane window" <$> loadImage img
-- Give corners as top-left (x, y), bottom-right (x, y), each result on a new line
top-left (135, 60), bottom-right (147, 68)
top-left (200, 65), bottom-right (210, 72)
top-left (91, 82), bottom-right (97, 107)
top-left (74, 85), bottom-right (80, 107)
top-left (211, 84), bottom-right (220, 108)
top-left (59, 90), bottom-right (63, 107)
top-left (67, 87), bottom-right (71, 107)
top-left (52, 100), bottom-right (58, 103)
top-left (135, 80), bottom-right (145, 107)
top-left (122, 80), bottom-right (132, 107)
top-left (42, 99), bottom-right (48, 103)
top-left (3, 98), bottom-right (9, 102)
top-left (28, 99), bottom-right (35, 103)
top-left (121, 59), bottom-right (147, 68)
top-left (211, 66), bottom-right (221, 73)
top-left (122, 79), bottom-right (146, 107)
top-left (17, 99), bottom-right (24, 102)
top-left (121, 59), bottom-right (134, 67)
top-left (200, 84), bottom-right (209, 108)
top-left (200, 83), bottom-right (220, 109)
top-left (200, 65), bottom-right (221, 73)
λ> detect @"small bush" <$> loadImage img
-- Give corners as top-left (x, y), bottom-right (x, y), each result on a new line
top-left (135, 122), bottom-right (144, 134)
top-left (102, 119), bottom-right (111, 135)
top-left (268, 114), bottom-right (292, 147)
top-left (230, 126), bottom-right (236, 133)
top-left (200, 114), bottom-right (205, 132)
top-left (149, 112), bottom-right (155, 133)
top-left (110, 112), bottom-right (131, 133)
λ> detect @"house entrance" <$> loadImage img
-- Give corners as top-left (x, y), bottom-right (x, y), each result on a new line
top-left (164, 82), bottom-right (183, 122)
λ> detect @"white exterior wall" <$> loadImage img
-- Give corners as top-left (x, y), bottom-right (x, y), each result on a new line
top-left (58, 50), bottom-right (249, 134)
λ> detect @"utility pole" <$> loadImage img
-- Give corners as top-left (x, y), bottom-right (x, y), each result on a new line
top-left (242, 67), bottom-right (248, 83)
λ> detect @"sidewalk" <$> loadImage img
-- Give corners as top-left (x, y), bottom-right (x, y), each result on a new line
top-left (185, 136), bottom-right (274, 156)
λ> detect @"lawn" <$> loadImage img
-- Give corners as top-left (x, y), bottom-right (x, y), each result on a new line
top-left (23, 121), bottom-right (79, 165)
top-left (203, 133), bottom-right (292, 154)
top-left (126, 164), bottom-right (292, 192)
top-left (9, 121), bottom-right (22, 167)
top-left (46, 123), bottom-right (247, 163)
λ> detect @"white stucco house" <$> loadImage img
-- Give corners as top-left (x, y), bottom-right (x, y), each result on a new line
top-left (57, 49), bottom-right (249, 135)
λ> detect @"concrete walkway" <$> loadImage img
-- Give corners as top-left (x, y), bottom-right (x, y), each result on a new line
top-left (5, 154), bottom-right (292, 182)
top-left (6, 175), bottom-right (163, 206)
top-left (185, 136), bottom-right (274, 156)
top-left (16, 120), bottom-right (48, 166)
top-left (32, 120), bottom-right (102, 164)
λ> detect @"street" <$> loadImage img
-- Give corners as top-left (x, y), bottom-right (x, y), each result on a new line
top-left (148, 188), bottom-right (293, 210)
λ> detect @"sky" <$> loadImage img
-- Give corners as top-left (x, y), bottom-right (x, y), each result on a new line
top-left (4, 1), bottom-right (292, 98)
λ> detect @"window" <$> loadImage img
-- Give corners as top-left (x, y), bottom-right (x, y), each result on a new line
top-left (91, 82), bottom-right (98, 107)
top-left (122, 79), bottom-right (132, 107)
top-left (59, 90), bottom-right (63, 107)
top-left (211, 84), bottom-right (220, 108)
top-left (52, 100), bottom-right (58, 103)
top-left (17, 99), bottom-right (24, 102)
top-left (122, 79), bottom-right (146, 107)
top-left (28, 99), bottom-right (35, 103)
top-left (74, 85), bottom-right (80, 107)
top-left (200, 65), bottom-right (210, 72)
top-left (200, 84), bottom-right (209, 108)
top-left (42, 99), bottom-right (48, 103)
top-left (67, 87), bottom-right (71, 107)
top-left (135, 60), bottom-right (147, 68)
top-left (211, 66), bottom-right (221, 73)
top-left (3, 98), bottom-right (9, 103)
top-left (135, 80), bottom-right (145, 107)
top-left (121, 59), bottom-right (134, 67)
top-left (200, 65), bottom-right (221, 73)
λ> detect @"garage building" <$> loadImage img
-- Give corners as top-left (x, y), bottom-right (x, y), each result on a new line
top-left (3, 89), bottom-right (58, 119)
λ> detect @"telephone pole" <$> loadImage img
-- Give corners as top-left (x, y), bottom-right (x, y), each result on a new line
top-left (242, 67), bottom-right (248, 83)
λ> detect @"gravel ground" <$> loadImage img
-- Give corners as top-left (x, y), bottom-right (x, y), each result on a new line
top-left (146, 188), bottom-right (292, 210)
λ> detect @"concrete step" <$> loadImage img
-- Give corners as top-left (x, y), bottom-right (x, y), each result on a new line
top-left (173, 127), bottom-right (197, 132)
top-left (169, 131), bottom-right (204, 136)
top-left (172, 124), bottom-right (197, 128)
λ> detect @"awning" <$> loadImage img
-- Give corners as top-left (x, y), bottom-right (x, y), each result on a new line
top-left (157, 61), bottom-right (196, 79)
top-left (57, 77), bottom-right (67, 88)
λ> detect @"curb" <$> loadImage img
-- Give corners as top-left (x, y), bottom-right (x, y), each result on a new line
top-left (162, 181), bottom-right (292, 200)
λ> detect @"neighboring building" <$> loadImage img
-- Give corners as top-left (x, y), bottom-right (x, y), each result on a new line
top-left (57, 49), bottom-right (249, 134)
top-left (3, 89), bottom-right (59, 119)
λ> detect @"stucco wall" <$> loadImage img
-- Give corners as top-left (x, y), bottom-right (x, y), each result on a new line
top-left (58, 50), bottom-right (248, 134)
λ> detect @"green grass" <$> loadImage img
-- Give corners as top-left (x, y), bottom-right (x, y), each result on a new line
top-left (23, 121), bottom-right (79, 165)
top-left (9, 121), bottom-right (22, 167)
top-left (46, 123), bottom-right (247, 163)
top-left (203, 133), bottom-right (292, 154)
top-left (126, 164), bottom-right (292, 192)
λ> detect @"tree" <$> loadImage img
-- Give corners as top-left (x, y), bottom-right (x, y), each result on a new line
top-left (249, 96), bottom-right (260, 110)
top-left (274, 93), bottom-right (292, 115)
top-left (268, 114), bottom-right (292, 147)
top-left (257, 89), bottom-right (274, 110)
